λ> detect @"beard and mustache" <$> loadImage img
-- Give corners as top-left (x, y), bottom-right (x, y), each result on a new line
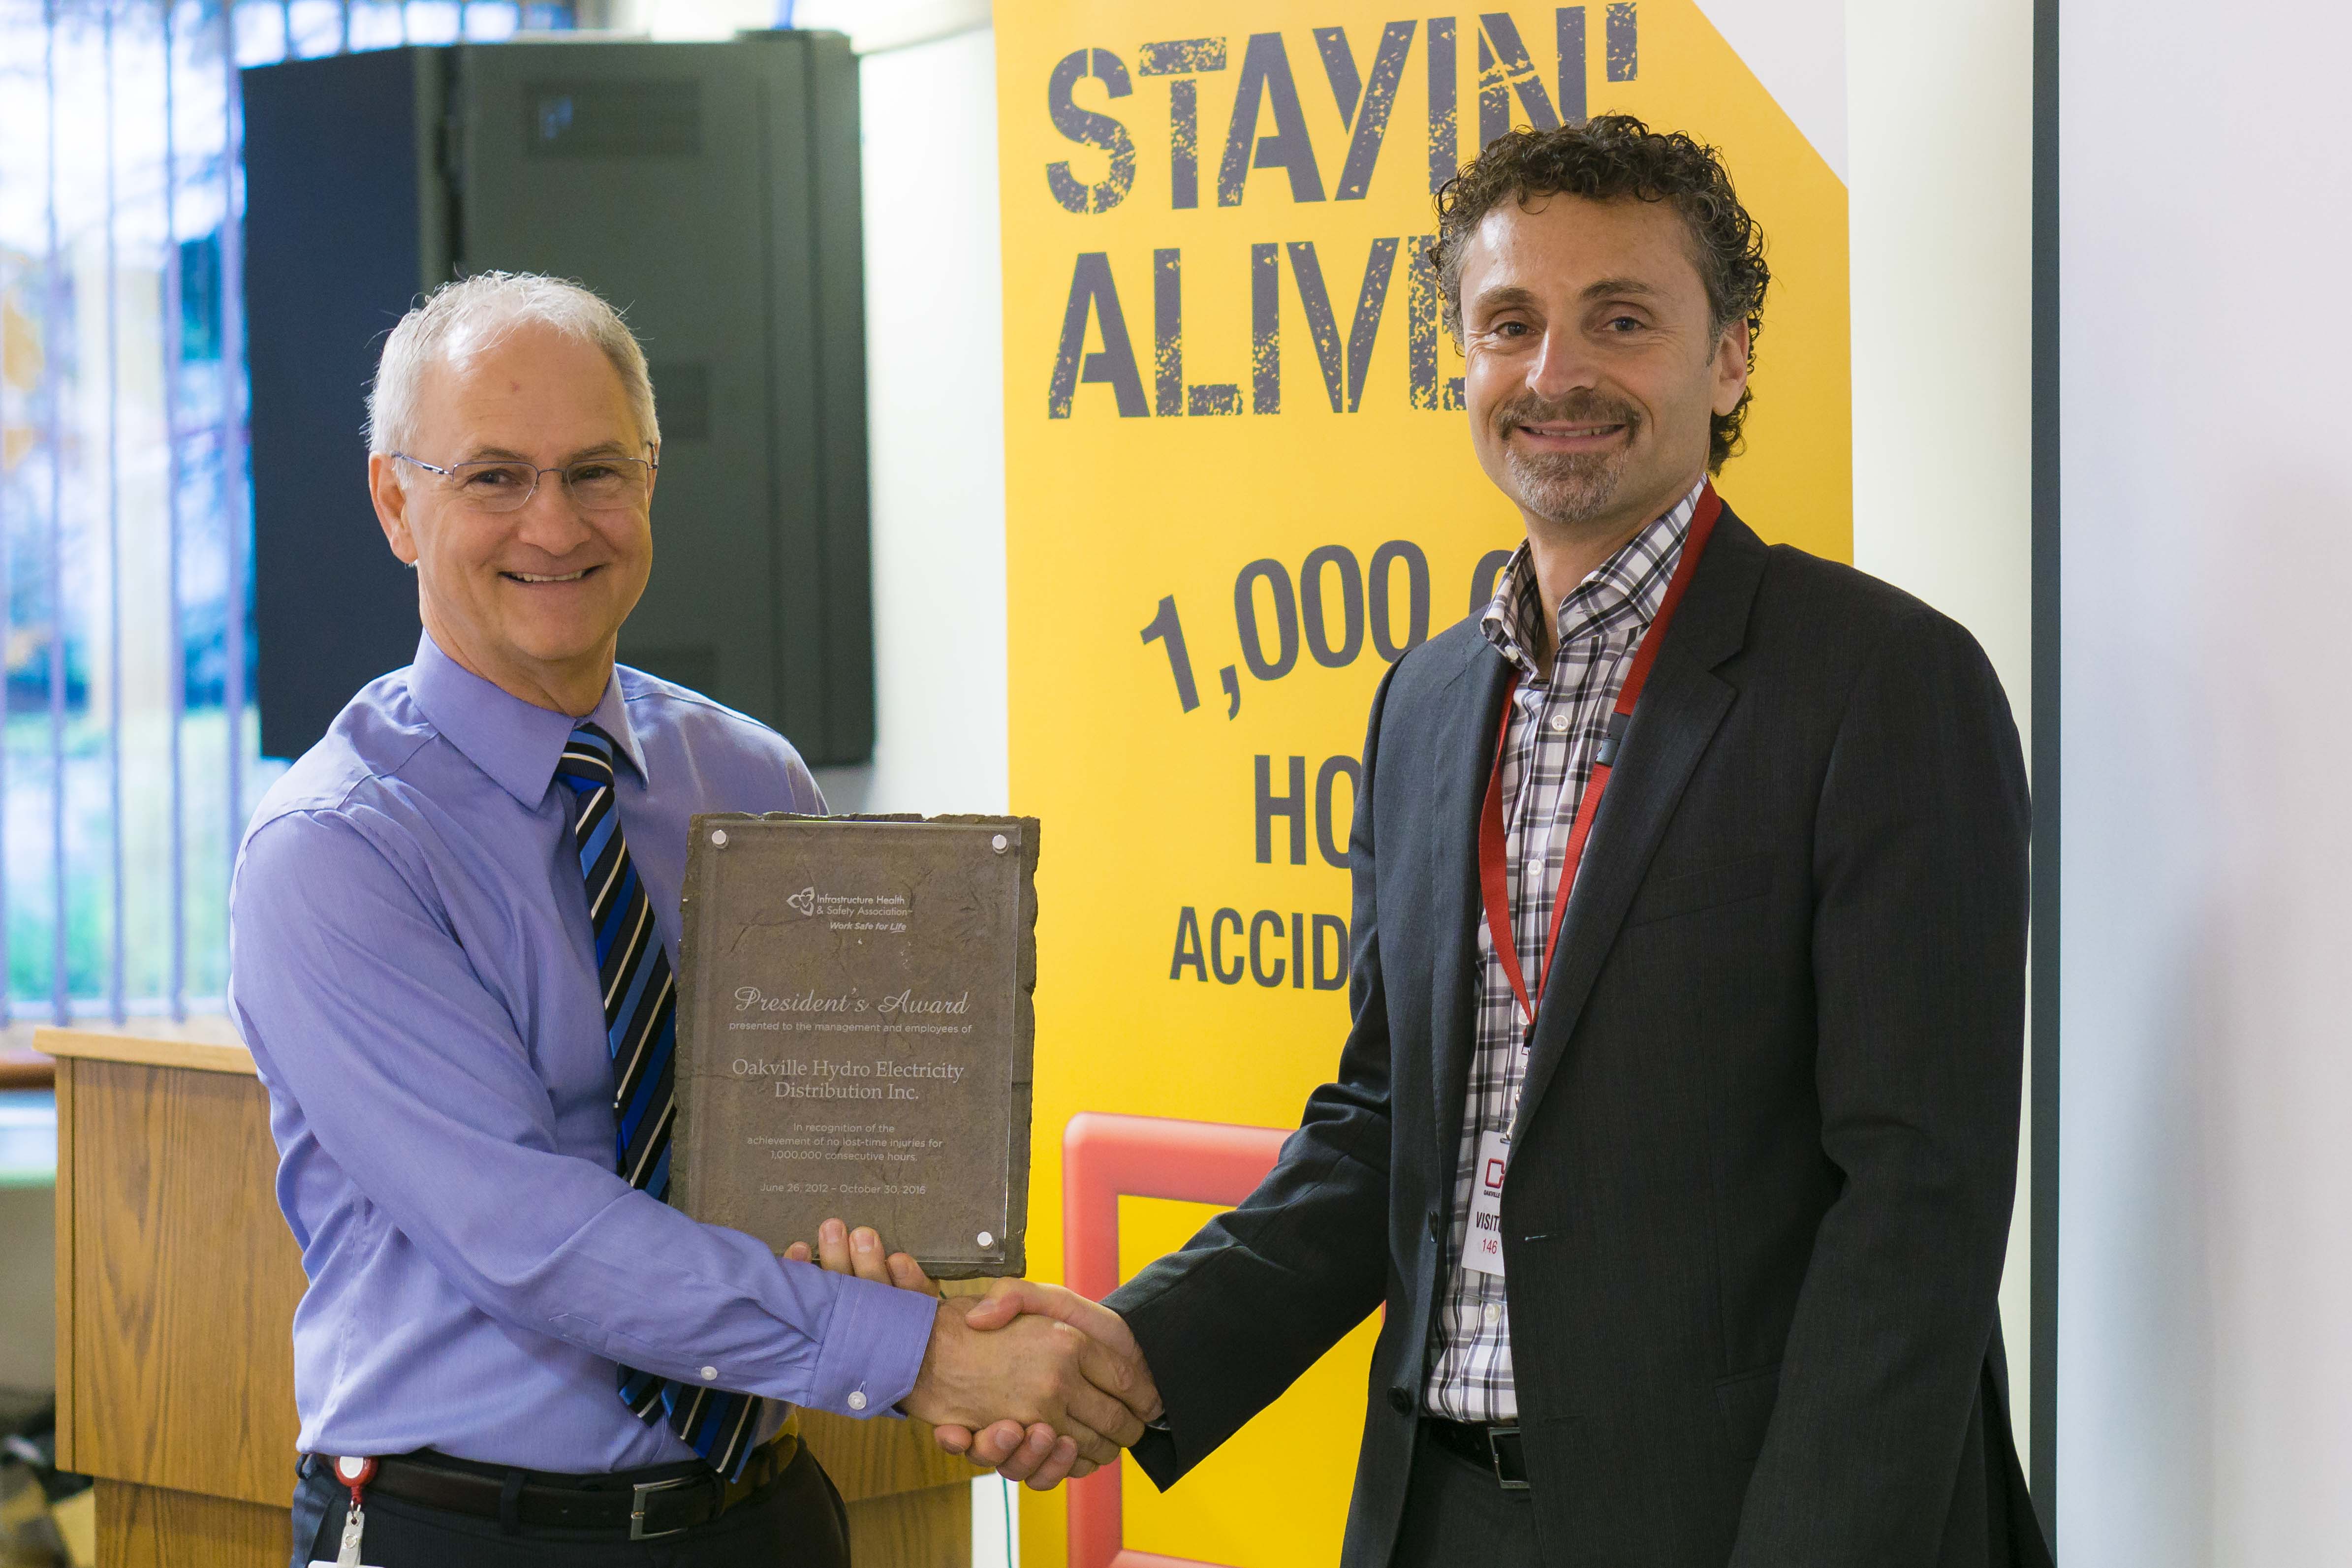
top-left (1490, 390), bottom-right (1644, 526)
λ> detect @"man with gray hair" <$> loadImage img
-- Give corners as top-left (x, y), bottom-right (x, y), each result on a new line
top-left (230, 272), bottom-right (1150, 1567)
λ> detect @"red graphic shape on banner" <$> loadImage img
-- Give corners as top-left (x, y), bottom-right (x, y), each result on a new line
top-left (1064, 1111), bottom-right (1290, 1568)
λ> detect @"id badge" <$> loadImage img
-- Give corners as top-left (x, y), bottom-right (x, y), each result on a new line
top-left (1460, 1128), bottom-right (1511, 1277)
top-left (304, 1501), bottom-right (370, 1568)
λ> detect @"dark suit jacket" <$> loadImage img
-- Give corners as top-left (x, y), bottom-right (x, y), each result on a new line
top-left (1108, 506), bottom-right (2052, 1568)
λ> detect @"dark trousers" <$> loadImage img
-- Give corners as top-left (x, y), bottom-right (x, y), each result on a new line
top-left (1391, 1431), bottom-right (1540, 1568)
top-left (291, 1443), bottom-right (847, 1568)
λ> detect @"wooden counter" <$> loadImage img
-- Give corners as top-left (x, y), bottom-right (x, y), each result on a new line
top-left (0, 1048), bottom-right (56, 1091)
top-left (43, 1026), bottom-right (971, 1567)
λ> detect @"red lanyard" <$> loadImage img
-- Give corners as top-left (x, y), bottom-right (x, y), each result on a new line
top-left (1478, 484), bottom-right (1723, 1028)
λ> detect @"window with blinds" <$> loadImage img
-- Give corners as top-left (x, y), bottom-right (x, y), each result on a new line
top-left (0, 0), bottom-right (572, 1024)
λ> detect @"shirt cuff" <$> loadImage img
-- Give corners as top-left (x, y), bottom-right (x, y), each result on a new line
top-left (803, 1273), bottom-right (937, 1418)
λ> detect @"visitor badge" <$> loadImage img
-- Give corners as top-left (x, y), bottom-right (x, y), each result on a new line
top-left (1460, 1128), bottom-right (1510, 1278)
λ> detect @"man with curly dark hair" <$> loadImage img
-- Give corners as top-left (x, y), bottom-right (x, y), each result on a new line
top-left (941, 115), bottom-right (2048, 1568)
top-left (1432, 117), bottom-right (1771, 478)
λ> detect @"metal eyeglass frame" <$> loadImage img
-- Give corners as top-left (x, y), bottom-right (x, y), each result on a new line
top-left (390, 445), bottom-right (660, 511)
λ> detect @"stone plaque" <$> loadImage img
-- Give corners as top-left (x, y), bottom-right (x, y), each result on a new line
top-left (672, 813), bottom-right (1036, 1278)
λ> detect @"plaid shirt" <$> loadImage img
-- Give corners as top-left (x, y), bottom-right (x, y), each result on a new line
top-left (1422, 481), bottom-right (1701, 1424)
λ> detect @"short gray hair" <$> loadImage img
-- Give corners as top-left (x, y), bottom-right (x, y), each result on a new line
top-left (365, 272), bottom-right (659, 458)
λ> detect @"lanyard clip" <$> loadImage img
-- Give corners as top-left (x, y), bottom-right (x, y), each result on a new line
top-left (325, 1456), bottom-right (378, 1568)
top-left (332, 1454), bottom-right (377, 1509)
top-left (1593, 710), bottom-right (1631, 769)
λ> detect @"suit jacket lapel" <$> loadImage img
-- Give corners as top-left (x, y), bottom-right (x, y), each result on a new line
top-left (1424, 635), bottom-right (1513, 1186)
top-left (1512, 511), bottom-right (1770, 1135)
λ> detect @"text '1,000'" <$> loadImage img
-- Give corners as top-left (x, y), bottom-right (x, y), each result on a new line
top-left (1143, 540), bottom-right (1515, 718)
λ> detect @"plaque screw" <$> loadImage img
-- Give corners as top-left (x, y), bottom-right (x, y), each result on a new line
top-left (710, 829), bottom-right (729, 847)
top-left (990, 834), bottom-right (1007, 853)
top-left (977, 1231), bottom-right (995, 1248)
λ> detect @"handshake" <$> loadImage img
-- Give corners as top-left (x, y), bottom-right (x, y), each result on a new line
top-left (786, 1220), bottom-right (1162, 1490)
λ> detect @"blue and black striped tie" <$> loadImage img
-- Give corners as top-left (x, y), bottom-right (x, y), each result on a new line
top-left (556, 722), bottom-right (765, 1479)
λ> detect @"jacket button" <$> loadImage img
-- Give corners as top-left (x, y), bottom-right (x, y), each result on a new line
top-left (1388, 1386), bottom-right (1413, 1415)
top-left (1426, 1209), bottom-right (1443, 1239)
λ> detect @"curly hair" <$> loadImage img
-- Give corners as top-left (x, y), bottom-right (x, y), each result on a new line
top-left (1431, 115), bottom-right (1769, 472)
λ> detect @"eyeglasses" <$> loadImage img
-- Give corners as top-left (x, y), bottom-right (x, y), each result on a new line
top-left (392, 448), bottom-right (658, 513)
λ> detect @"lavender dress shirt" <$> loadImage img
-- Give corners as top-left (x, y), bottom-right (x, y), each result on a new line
top-left (229, 634), bottom-right (936, 1470)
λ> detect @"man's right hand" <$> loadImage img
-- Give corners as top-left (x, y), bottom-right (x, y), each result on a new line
top-left (784, 1219), bottom-right (1156, 1486)
top-left (926, 1280), bottom-right (1160, 1488)
top-left (901, 1293), bottom-right (1149, 1467)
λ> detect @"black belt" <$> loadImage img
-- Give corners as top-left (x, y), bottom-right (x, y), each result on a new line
top-left (1421, 1417), bottom-right (1530, 1491)
top-left (307, 1435), bottom-right (797, 1541)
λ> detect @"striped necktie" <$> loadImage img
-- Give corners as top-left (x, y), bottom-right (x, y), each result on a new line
top-left (556, 722), bottom-right (765, 1480)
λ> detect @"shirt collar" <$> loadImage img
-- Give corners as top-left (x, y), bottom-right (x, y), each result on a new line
top-left (1478, 478), bottom-right (1706, 680)
top-left (408, 632), bottom-right (647, 808)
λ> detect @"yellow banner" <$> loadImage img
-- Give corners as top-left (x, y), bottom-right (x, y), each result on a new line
top-left (996, 5), bottom-right (1848, 1561)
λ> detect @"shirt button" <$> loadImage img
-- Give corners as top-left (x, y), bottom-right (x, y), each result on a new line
top-left (847, 1390), bottom-right (868, 1411)
top-left (1482, 1302), bottom-right (1503, 1327)
top-left (1549, 712), bottom-right (1570, 732)
top-left (700, 1366), bottom-right (718, 1381)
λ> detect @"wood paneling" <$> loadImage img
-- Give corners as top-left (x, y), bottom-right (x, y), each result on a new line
top-left (847, 1480), bottom-right (970, 1568)
top-left (800, 1409), bottom-right (973, 1505)
top-left (92, 1480), bottom-right (285, 1568)
top-left (66, 1061), bottom-right (305, 1507)
top-left (53, 1058), bottom-right (77, 1474)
